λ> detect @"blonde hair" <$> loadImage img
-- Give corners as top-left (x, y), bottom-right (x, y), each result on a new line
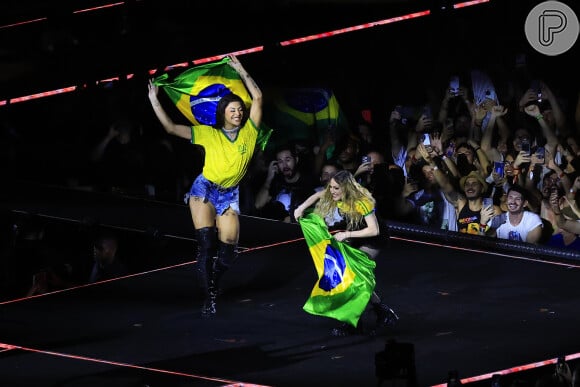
top-left (314, 170), bottom-right (375, 230)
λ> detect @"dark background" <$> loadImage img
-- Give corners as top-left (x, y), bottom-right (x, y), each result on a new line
top-left (1, 1), bottom-right (578, 102)
top-left (0, 0), bottom-right (579, 186)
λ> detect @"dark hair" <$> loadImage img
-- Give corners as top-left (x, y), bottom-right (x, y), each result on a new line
top-left (274, 142), bottom-right (297, 158)
top-left (507, 184), bottom-right (528, 201)
top-left (214, 93), bottom-right (247, 129)
top-left (335, 133), bottom-right (361, 153)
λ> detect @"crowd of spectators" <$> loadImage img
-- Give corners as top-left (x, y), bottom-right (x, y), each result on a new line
top-left (2, 46), bottom-right (580, 300)
top-left (232, 57), bottom-right (580, 252)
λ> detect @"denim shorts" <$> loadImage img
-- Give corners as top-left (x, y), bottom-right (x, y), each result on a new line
top-left (184, 174), bottom-right (240, 215)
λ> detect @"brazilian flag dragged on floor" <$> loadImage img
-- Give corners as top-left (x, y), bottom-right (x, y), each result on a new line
top-left (298, 212), bottom-right (376, 327)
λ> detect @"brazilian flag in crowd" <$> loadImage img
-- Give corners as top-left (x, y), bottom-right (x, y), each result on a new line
top-left (263, 87), bottom-right (349, 153)
top-left (152, 57), bottom-right (251, 126)
top-left (298, 212), bottom-right (376, 327)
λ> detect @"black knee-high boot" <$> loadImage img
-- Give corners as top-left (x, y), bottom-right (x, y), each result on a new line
top-left (207, 242), bottom-right (238, 316)
top-left (371, 301), bottom-right (399, 328)
top-left (194, 227), bottom-right (217, 316)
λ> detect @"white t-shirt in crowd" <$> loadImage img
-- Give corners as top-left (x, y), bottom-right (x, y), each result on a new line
top-left (494, 211), bottom-right (543, 242)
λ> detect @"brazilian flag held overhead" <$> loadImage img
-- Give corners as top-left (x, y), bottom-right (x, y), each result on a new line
top-left (152, 57), bottom-right (251, 126)
top-left (298, 212), bottom-right (376, 327)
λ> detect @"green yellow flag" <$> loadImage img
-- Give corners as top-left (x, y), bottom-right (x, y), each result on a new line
top-left (298, 212), bottom-right (376, 327)
top-left (263, 87), bottom-right (349, 154)
top-left (152, 58), bottom-right (251, 126)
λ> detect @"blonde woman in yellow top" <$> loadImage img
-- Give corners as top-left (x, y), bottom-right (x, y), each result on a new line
top-left (294, 170), bottom-right (398, 336)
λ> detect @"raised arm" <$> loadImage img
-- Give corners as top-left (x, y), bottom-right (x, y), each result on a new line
top-left (148, 80), bottom-right (192, 139)
top-left (524, 103), bottom-right (558, 150)
top-left (541, 81), bottom-right (569, 137)
top-left (480, 105), bottom-right (508, 161)
top-left (550, 190), bottom-right (580, 234)
top-left (227, 54), bottom-right (262, 128)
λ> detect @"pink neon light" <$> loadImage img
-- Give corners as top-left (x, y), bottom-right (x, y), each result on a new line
top-left (96, 72), bottom-right (135, 83)
top-left (9, 86), bottom-right (77, 104)
top-left (0, 1), bottom-right (485, 106)
top-left (454, 0), bottom-right (490, 10)
top-left (0, 342), bottom-right (270, 386)
top-left (391, 236), bottom-right (580, 268)
top-left (279, 10), bottom-right (430, 46)
top-left (0, 260), bottom-right (193, 306)
top-left (99, 77), bottom-right (120, 83)
top-left (73, 2), bottom-right (125, 14)
top-left (0, 17), bottom-right (47, 29)
top-left (430, 352), bottom-right (580, 386)
top-left (191, 46), bottom-right (264, 65)
top-left (163, 62), bottom-right (190, 72)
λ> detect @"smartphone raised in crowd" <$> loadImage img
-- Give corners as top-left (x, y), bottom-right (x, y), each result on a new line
top-left (493, 161), bottom-right (505, 177)
top-left (521, 140), bottom-right (531, 155)
top-left (530, 79), bottom-right (542, 103)
top-left (449, 76), bottom-right (460, 96)
top-left (536, 146), bottom-right (545, 164)
top-left (483, 197), bottom-right (493, 209)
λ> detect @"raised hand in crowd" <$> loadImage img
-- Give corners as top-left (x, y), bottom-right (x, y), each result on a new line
top-left (518, 87), bottom-right (541, 112)
top-left (481, 105), bottom-right (509, 162)
top-left (429, 131), bottom-right (443, 156)
top-left (415, 113), bottom-right (433, 137)
top-left (524, 102), bottom-right (559, 151)
top-left (314, 126), bottom-right (336, 174)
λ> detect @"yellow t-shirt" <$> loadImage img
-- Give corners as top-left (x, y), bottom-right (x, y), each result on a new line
top-left (337, 198), bottom-right (375, 218)
top-left (191, 119), bottom-right (258, 188)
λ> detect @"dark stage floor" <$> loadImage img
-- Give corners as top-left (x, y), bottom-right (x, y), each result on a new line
top-left (2, 185), bottom-right (580, 386)
top-left (2, 232), bottom-right (580, 386)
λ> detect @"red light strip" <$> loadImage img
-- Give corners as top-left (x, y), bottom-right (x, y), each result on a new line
top-left (0, 2), bottom-right (486, 106)
top-left (454, 0), bottom-right (490, 10)
top-left (72, 2), bottom-right (125, 14)
top-left (0, 17), bottom-right (47, 29)
top-left (98, 76), bottom-right (120, 83)
top-left (9, 86), bottom-right (77, 104)
top-left (191, 46), bottom-right (265, 66)
top-left (0, 260), bottom-right (193, 306)
top-left (163, 62), bottom-right (190, 72)
top-left (0, 342), bottom-right (270, 386)
top-left (430, 352), bottom-right (580, 386)
top-left (279, 10), bottom-right (430, 46)
top-left (391, 236), bottom-right (580, 268)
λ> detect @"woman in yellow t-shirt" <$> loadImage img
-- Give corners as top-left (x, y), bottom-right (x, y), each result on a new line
top-left (148, 55), bottom-right (266, 318)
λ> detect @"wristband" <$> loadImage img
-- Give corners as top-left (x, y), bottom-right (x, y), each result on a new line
top-left (536, 114), bottom-right (544, 121)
